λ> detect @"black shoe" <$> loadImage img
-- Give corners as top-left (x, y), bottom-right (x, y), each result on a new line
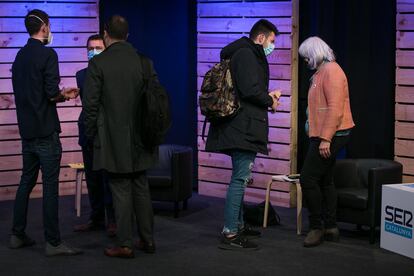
top-left (218, 234), bottom-right (259, 251)
top-left (239, 225), bottom-right (261, 239)
top-left (9, 234), bottom-right (36, 249)
top-left (135, 240), bottom-right (156, 254)
top-left (324, 227), bottom-right (340, 242)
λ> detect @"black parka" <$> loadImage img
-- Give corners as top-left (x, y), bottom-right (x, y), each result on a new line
top-left (205, 37), bottom-right (273, 155)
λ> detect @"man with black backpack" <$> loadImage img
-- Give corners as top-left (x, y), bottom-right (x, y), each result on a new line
top-left (84, 15), bottom-right (168, 258)
top-left (205, 19), bottom-right (281, 250)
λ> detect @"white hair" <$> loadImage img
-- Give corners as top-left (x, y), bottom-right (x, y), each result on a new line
top-left (298, 36), bottom-right (335, 70)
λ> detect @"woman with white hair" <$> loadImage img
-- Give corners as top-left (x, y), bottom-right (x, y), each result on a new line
top-left (298, 36), bottom-right (354, 247)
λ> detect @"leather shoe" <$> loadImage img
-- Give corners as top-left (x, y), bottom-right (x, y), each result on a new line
top-left (73, 221), bottom-right (105, 232)
top-left (324, 227), bottom-right (340, 242)
top-left (135, 240), bottom-right (156, 254)
top-left (304, 229), bottom-right (324, 247)
top-left (104, 246), bottom-right (134, 258)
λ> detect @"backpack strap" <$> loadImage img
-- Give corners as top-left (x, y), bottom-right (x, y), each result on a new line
top-left (138, 53), bottom-right (151, 81)
top-left (202, 118), bottom-right (208, 141)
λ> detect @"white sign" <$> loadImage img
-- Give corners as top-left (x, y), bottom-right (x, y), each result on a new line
top-left (381, 184), bottom-right (414, 259)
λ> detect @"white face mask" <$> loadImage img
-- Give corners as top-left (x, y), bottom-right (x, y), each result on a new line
top-left (27, 14), bottom-right (53, 45)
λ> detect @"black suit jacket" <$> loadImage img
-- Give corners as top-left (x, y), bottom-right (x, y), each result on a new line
top-left (76, 68), bottom-right (87, 147)
top-left (83, 41), bottom-right (158, 173)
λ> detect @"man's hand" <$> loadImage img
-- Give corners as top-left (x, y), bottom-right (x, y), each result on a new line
top-left (270, 97), bottom-right (280, 113)
top-left (61, 87), bottom-right (80, 100)
top-left (269, 90), bottom-right (281, 113)
top-left (319, 140), bottom-right (331, 159)
top-left (269, 89), bottom-right (282, 100)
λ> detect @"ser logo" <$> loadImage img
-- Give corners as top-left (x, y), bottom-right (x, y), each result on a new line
top-left (384, 205), bottom-right (413, 239)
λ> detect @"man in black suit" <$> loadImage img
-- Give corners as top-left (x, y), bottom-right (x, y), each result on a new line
top-left (73, 34), bottom-right (116, 236)
top-left (84, 15), bottom-right (158, 258)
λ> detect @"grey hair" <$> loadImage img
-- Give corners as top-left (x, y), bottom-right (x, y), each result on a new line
top-left (298, 36), bottom-right (335, 70)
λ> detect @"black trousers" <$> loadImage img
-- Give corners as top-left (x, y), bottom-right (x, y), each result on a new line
top-left (109, 171), bottom-right (154, 248)
top-left (12, 132), bottom-right (62, 246)
top-left (82, 146), bottom-right (115, 224)
top-left (300, 135), bottom-right (350, 230)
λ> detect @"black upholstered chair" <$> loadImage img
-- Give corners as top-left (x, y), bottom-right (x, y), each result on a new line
top-left (333, 159), bottom-right (403, 243)
top-left (147, 144), bottom-right (193, 218)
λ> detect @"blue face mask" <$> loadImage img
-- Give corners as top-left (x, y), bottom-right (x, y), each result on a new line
top-left (263, 43), bottom-right (275, 56)
top-left (88, 49), bottom-right (103, 60)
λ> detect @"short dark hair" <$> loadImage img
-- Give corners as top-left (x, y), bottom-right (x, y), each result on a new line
top-left (249, 19), bottom-right (279, 39)
top-left (25, 9), bottom-right (49, 36)
top-left (104, 15), bottom-right (129, 40)
top-left (86, 34), bottom-right (104, 47)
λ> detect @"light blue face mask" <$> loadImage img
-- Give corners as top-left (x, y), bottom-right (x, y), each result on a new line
top-left (263, 43), bottom-right (275, 56)
top-left (88, 49), bottom-right (103, 60)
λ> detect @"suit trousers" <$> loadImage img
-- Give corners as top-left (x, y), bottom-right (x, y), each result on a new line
top-left (108, 171), bottom-right (154, 248)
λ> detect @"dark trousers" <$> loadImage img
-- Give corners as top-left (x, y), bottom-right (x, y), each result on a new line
top-left (300, 135), bottom-right (350, 230)
top-left (109, 171), bottom-right (153, 248)
top-left (82, 146), bottom-right (115, 224)
top-left (12, 132), bottom-right (62, 246)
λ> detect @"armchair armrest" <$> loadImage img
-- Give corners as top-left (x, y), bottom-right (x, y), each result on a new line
top-left (333, 159), bottom-right (360, 188)
top-left (171, 147), bottom-right (193, 199)
top-left (367, 161), bottom-right (403, 223)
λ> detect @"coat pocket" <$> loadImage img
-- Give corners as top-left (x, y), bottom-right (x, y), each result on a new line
top-left (246, 116), bottom-right (268, 143)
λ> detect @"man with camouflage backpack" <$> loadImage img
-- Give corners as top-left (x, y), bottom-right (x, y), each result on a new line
top-left (204, 19), bottom-right (281, 250)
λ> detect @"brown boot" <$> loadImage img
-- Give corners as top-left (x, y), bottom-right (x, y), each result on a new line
top-left (104, 246), bottom-right (134, 258)
top-left (324, 227), bottom-right (340, 242)
top-left (304, 229), bottom-right (324, 247)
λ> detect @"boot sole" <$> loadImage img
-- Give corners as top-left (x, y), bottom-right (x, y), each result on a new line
top-left (303, 237), bottom-right (324, 248)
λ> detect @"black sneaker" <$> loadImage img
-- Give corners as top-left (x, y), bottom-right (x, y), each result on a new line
top-left (9, 234), bottom-right (36, 249)
top-left (239, 225), bottom-right (261, 239)
top-left (218, 234), bottom-right (259, 251)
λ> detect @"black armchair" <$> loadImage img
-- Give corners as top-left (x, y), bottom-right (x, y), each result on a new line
top-left (333, 159), bottom-right (403, 243)
top-left (147, 144), bottom-right (193, 218)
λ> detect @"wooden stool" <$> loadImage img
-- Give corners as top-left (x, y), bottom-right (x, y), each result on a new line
top-left (68, 163), bottom-right (85, 217)
top-left (263, 175), bottom-right (302, 235)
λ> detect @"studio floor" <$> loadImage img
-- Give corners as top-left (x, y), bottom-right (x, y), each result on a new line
top-left (0, 193), bottom-right (413, 276)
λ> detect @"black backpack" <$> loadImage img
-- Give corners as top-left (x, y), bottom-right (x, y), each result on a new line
top-left (139, 54), bottom-right (172, 148)
top-left (243, 201), bottom-right (281, 226)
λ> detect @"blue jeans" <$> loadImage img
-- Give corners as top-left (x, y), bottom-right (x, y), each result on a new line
top-left (12, 132), bottom-right (62, 246)
top-left (223, 150), bottom-right (256, 235)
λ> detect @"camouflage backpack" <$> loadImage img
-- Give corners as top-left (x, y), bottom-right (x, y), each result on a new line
top-left (199, 60), bottom-right (240, 139)
top-left (199, 59), bottom-right (240, 120)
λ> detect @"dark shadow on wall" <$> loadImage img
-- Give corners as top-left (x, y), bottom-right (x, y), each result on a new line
top-left (298, 0), bottom-right (396, 171)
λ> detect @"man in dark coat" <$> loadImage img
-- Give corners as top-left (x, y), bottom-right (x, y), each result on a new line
top-left (84, 15), bottom-right (158, 258)
top-left (205, 19), bottom-right (281, 250)
top-left (73, 34), bottom-right (116, 236)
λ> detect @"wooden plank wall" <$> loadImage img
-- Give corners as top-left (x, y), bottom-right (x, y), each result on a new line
top-left (0, 0), bottom-right (99, 201)
top-left (396, 0), bottom-right (414, 183)
top-left (197, 0), bottom-right (299, 207)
